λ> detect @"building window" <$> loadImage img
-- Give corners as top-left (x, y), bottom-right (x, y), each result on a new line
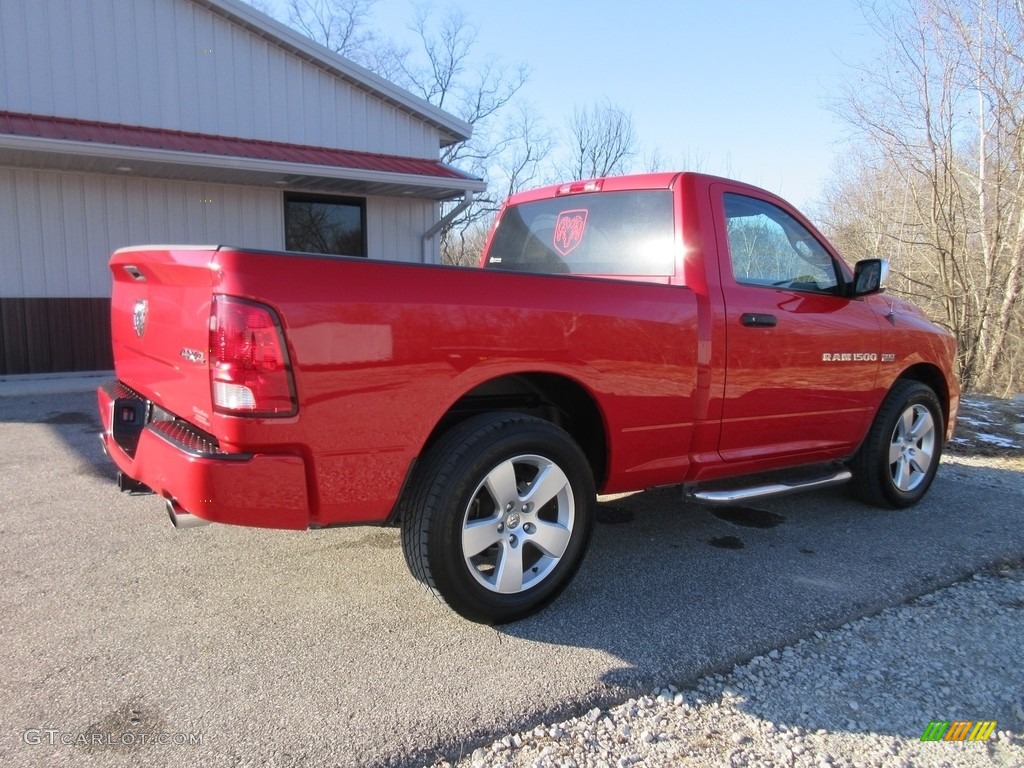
top-left (284, 193), bottom-right (367, 257)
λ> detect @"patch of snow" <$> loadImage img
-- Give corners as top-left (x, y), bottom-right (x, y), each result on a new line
top-left (961, 396), bottom-right (995, 409)
top-left (976, 433), bottom-right (1021, 448)
top-left (957, 416), bottom-right (995, 427)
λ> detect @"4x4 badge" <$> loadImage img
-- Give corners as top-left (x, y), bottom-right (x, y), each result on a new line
top-left (133, 299), bottom-right (148, 338)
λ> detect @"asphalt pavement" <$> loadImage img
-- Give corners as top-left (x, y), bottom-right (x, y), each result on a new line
top-left (0, 385), bottom-right (1021, 768)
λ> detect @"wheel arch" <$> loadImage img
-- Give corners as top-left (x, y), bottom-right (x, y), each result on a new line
top-left (420, 373), bottom-right (609, 489)
top-left (891, 363), bottom-right (953, 437)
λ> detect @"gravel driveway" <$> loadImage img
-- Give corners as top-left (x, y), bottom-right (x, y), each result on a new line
top-left (439, 563), bottom-right (1024, 768)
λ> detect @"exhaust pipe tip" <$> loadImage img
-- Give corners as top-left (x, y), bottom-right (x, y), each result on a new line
top-left (165, 499), bottom-right (211, 529)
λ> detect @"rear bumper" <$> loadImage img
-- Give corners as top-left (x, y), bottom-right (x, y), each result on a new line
top-left (97, 381), bottom-right (309, 530)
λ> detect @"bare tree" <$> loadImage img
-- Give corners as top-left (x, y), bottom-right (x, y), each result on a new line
top-left (439, 103), bottom-right (556, 267)
top-left (495, 105), bottom-right (556, 199)
top-left (284, 0), bottom-right (381, 64)
top-left (386, 8), bottom-right (528, 219)
top-left (823, 0), bottom-right (1024, 394)
top-left (439, 219), bottom-right (492, 268)
top-left (252, 1), bottom-right (533, 264)
top-left (561, 100), bottom-right (639, 181)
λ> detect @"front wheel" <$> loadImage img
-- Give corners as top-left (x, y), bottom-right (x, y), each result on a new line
top-left (851, 380), bottom-right (944, 508)
top-left (400, 413), bottom-right (595, 624)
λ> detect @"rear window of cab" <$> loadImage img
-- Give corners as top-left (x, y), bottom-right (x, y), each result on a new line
top-left (484, 190), bottom-right (675, 276)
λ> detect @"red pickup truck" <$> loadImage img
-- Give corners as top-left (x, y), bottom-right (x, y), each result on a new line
top-left (97, 172), bottom-right (959, 623)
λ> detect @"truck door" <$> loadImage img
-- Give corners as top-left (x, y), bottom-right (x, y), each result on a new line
top-left (711, 184), bottom-right (882, 463)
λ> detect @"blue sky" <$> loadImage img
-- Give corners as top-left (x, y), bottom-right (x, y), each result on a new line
top-left (263, 0), bottom-right (881, 209)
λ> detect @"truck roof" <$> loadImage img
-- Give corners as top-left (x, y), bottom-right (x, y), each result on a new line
top-left (503, 172), bottom-right (776, 206)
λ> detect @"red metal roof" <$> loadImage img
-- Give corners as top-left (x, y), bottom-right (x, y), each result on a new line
top-left (0, 111), bottom-right (477, 182)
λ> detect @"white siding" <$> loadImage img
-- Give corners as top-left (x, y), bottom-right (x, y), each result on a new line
top-left (0, 168), bottom-right (442, 297)
top-left (0, 0), bottom-right (440, 158)
top-left (366, 197), bottom-right (439, 263)
top-left (0, 169), bottom-right (284, 298)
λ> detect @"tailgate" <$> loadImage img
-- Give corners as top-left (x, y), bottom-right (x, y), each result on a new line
top-left (109, 246), bottom-right (218, 425)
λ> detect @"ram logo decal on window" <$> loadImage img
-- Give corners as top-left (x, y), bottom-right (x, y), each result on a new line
top-left (553, 209), bottom-right (589, 256)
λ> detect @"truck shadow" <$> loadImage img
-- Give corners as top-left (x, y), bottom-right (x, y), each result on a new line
top-left (0, 390), bottom-right (116, 482)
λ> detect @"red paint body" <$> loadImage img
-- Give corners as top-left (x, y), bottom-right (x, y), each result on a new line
top-left (97, 173), bottom-right (959, 530)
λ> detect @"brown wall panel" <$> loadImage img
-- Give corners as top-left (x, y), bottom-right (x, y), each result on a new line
top-left (0, 298), bottom-right (112, 374)
top-left (1, 300), bottom-right (28, 374)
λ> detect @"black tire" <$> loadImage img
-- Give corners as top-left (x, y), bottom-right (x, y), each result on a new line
top-left (400, 412), bottom-right (595, 624)
top-left (851, 380), bottom-right (944, 508)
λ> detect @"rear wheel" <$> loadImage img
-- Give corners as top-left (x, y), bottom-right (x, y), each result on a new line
top-left (851, 380), bottom-right (944, 508)
top-left (401, 413), bottom-right (595, 624)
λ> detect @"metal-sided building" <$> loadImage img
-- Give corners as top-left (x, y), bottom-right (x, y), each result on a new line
top-left (0, 0), bottom-right (485, 375)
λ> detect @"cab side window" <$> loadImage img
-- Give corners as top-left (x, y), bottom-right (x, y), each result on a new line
top-left (723, 193), bottom-right (839, 293)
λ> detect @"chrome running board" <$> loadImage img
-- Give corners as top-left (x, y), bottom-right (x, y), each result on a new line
top-left (685, 469), bottom-right (852, 505)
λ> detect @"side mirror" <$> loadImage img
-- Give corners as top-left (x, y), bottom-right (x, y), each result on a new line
top-left (851, 258), bottom-right (889, 297)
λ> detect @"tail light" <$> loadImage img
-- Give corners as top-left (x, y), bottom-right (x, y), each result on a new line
top-left (209, 296), bottom-right (297, 416)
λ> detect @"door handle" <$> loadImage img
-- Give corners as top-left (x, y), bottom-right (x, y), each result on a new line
top-left (741, 313), bottom-right (777, 327)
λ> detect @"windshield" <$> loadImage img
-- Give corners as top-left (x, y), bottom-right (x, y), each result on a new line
top-left (484, 190), bottom-right (675, 276)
